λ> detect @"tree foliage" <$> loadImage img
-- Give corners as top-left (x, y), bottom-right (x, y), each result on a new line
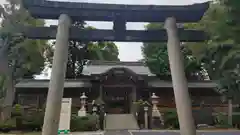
top-left (183, 2), bottom-right (240, 80)
top-left (142, 2), bottom-right (240, 125)
top-left (142, 2), bottom-right (240, 102)
top-left (0, 0), bottom-right (48, 120)
top-left (184, 2), bottom-right (240, 103)
top-left (142, 23), bottom-right (204, 80)
top-left (46, 21), bottom-right (119, 79)
top-left (0, 0), bottom-right (47, 78)
top-left (221, 0), bottom-right (240, 44)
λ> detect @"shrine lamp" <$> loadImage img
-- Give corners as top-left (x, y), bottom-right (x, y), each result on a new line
top-left (92, 104), bottom-right (98, 114)
top-left (144, 104), bottom-right (149, 112)
top-left (151, 93), bottom-right (159, 105)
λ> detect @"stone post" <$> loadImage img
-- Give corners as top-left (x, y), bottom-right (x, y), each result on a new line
top-left (144, 106), bottom-right (149, 129)
top-left (131, 86), bottom-right (137, 113)
top-left (164, 17), bottom-right (196, 135)
top-left (42, 14), bottom-right (71, 135)
top-left (228, 99), bottom-right (233, 126)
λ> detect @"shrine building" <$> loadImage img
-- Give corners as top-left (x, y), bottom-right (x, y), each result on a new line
top-left (14, 61), bottom-right (222, 114)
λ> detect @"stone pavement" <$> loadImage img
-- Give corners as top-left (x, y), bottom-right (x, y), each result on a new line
top-left (129, 130), bottom-right (240, 135)
top-left (105, 130), bottom-right (131, 135)
top-left (71, 131), bottom-right (104, 135)
top-left (71, 130), bottom-right (240, 135)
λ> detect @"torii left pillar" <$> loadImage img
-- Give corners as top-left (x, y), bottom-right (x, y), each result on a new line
top-left (42, 14), bottom-right (71, 135)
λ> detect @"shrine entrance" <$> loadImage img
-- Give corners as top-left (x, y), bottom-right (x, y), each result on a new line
top-left (99, 68), bottom-right (140, 114)
top-left (103, 86), bottom-right (132, 114)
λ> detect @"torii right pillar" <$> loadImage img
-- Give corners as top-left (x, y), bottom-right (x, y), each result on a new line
top-left (165, 17), bottom-right (196, 135)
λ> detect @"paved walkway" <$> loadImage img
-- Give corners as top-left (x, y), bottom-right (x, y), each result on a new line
top-left (130, 130), bottom-right (240, 135)
top-left (71, 131), bottom-right (104, 135)
top-left (70, 130), bottom-right (240, 135)
top-left (105, 130), bottom-right (131, 135)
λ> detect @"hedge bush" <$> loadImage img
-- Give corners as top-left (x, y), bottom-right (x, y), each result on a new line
top-left (164, 109), bottom-right (179, 129)
top-left (12, 104), bottom-right (23, 117)
top-left (233, 108), bottom-right (240, 126)
top-left (21, 112), bottom-right (44, 131)
top-left (0, 104), bottom-right (44, 132)
top-left (0, 118), bottom-right (16, 133)
top-left (70, 114), bottom-right (98, 131)
top-left (1, 104), bottom-right (100, 132)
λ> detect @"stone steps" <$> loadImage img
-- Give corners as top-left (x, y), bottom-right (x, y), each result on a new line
top-left (105, 114), bottom-right (139, 130)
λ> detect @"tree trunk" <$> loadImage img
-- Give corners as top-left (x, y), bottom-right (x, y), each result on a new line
top-left (1, 68), bottom-right (15, 121)
top-left (228, 99), bottom-right (233, 127)
top-left (0, 37), bottom-right (14, 121)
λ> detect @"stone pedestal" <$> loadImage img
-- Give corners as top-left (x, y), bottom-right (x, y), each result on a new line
top-left (78, 107), bottom-right (86, 117)
top-left (151, 93), bottom-right (164, 128)
top-left (151, 104), bottom-right (164, 129)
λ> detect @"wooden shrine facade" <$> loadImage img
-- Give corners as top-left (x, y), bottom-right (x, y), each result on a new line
top-left (15, 61), bottom-right (222, 114)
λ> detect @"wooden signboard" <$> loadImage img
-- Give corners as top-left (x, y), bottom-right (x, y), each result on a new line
top-left (58, 98), bottom-right (72, 134)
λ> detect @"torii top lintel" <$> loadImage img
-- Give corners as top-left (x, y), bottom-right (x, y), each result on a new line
top-left (23, 0), bottom-right (209, 22)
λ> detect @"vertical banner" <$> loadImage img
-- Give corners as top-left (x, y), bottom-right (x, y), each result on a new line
top-left (58, 98), bottom-right (72, 134)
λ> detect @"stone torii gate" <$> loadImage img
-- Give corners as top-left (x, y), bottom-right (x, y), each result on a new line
top-left (22, 0), bottom-right (209, 135)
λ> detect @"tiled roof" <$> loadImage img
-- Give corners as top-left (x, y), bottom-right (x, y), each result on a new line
top-left (82, 60), bottom-right (155, 76)
top-left (15, 79), bottom-right (91, 88)
top-left (148, 80), bottom-right (217, 88)
top-left (15, 79), bottom-right (217, 89)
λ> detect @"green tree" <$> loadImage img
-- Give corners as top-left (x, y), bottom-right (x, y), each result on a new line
top-left (221, 0), bottom-right (240, 44)
top-left (143, 2), bottom-right (240, 126)
top-left (142, 23), bottom-right (204, 80)
top-left (184, 2), bottom-right (240, 126)
top-left (65, 40), bottom-right (119, 78)
top-left (46, 21), bottom-right (120, 79)
top-left (0, 0), bottom-right (48, 120)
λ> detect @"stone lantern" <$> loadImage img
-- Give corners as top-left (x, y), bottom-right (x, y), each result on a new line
top-left (78, 92), bottom-right (87, 117)
top-left (151, 93), bottom-right (159, 105)
top-left (151, 93), bottom-right (164, 127)
top-left (81, 92), bottom-right (87, 105)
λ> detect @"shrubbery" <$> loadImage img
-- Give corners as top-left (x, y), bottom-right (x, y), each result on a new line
top-left (70, 114), bottom-right (98, 131)
top-left (233, 107), bottom-right (240, 127)
top-left (163, 109), bottom-right (179, 129)
top-left (0, 104), bottom-right (99, 133)
top-left (20, 111), bottom-right (44, 131)
top-left (0, 104), bottom-right (44, 133)
top-left (0, 118), bottom-right (16, 133)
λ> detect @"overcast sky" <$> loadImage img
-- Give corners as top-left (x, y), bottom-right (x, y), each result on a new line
top-left (0, 0), bottom-right (209, 78)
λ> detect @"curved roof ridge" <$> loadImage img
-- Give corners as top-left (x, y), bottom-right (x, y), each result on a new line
top-left (88, 60), bottom-right (145, 66)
